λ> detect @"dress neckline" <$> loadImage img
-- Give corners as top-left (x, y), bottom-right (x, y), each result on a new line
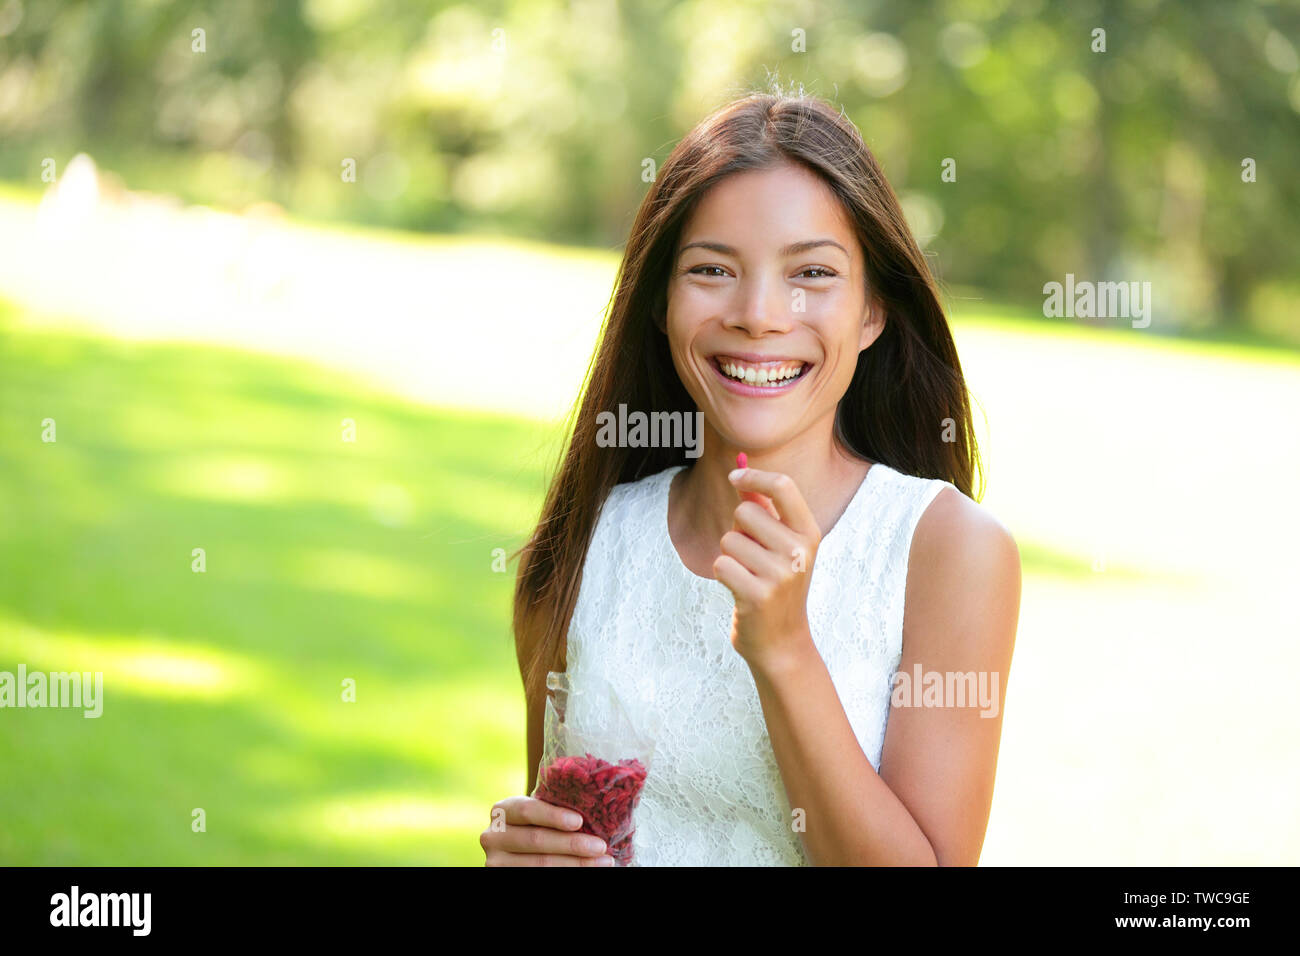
top-left (658, 460), bottom-right (886, 589)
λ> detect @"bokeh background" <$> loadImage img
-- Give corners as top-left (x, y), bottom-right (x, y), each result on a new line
top-left (1, 0), bottom-right (1298, 865)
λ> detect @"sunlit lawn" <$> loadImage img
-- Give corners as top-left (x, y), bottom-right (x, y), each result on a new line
top-left (0, 297), bottom-right (563, 864)
top-left (2, 266), bottom-right (1298, 864)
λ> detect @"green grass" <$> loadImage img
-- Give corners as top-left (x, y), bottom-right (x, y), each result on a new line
top-left (0, 298), bottom-right (569, 864)
top-left (2, 281), bottom-right (1297, 865)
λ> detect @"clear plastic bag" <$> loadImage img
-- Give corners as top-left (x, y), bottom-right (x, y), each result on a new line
top-left (531, 670), bottom-right (657, 866)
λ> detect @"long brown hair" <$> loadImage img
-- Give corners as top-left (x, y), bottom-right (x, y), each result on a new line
top-left (512, 90), bottom-right (983, 706)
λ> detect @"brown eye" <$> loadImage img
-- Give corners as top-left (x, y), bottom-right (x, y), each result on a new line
top-left (797, 266), bottom-right (836, 278)
top-left (690, 265), bottom-right (728, 277)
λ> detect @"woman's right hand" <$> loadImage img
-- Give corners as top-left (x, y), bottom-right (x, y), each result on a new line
top-left (480, 795), bottom-right (615, 866)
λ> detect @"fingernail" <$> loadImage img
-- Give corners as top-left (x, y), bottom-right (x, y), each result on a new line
top-left (584, 837), bottom-right (607, 854)
top-left (565, 812), bottom-right (584, 828)
top-left (597, 855), bottom-right (615, 866)
top-left (728, 469), bottom-right (742, 481)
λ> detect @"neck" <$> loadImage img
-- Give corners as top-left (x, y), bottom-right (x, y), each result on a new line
top-left (675, 411), bottom-right (871, 545)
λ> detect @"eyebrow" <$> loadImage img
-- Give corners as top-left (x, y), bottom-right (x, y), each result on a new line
top-left (676, 238), bottom-right (850, 260)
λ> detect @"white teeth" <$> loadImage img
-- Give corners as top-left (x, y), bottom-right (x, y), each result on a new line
top-left (717, 359), bottom-right (806, 387)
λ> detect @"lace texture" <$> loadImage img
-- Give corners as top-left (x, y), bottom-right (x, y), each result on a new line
top-left (563, 462), bottom-right (953, 866)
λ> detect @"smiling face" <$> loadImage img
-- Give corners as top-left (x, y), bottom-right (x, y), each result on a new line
top-left (664, 161), bottom-right (884, 455)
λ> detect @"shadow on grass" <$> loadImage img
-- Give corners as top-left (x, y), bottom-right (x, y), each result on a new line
top-left (0, 691), bottom-right (477, 865)
top-left (0, 300), bottom-right (562, 863)
top-left (0, 298), bottom-right (1159, 864)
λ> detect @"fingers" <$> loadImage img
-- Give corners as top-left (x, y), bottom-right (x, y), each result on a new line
top-left (488, 849), bottom-right (616, 867)
top-left (491, 822), bottom-right (608, 856)
top-left (732, 500), bottom-right (801, 554)
top-left (734, 451), bottom-right (778, 519)
top-left (719, 528), bottom-right (787, 579)
top-left (483, 831), bottom-right (615, 866)
top-left (500, 794), bottom-right (584, 831)
top-left (713, 552), bottom-right (765, 605)
top-left (482, 797), bottom-right (617, 865)
top-left (727, 467), bottom-right (819, 538)
top-left (737, 488), bottom-right (780, 521)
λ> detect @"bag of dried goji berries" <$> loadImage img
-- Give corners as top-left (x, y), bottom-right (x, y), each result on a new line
top-left (531, 670), bottom-right (658, 866)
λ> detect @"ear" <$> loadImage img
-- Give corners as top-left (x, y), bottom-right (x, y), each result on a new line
top-left (859, 294), bottom-right (885, 352)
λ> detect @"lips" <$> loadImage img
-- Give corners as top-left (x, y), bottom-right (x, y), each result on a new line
top-left (710, 354), bottom-right (809, 388)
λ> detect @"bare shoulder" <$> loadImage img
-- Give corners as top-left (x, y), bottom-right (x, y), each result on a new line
top-left (912, 485), bottom-right (1020, 572)
top-left (905, 485), bottom-right (1021, 656)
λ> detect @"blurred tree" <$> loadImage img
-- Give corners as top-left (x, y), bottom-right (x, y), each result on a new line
top-left (0, 0), bottom-right (1297, 339)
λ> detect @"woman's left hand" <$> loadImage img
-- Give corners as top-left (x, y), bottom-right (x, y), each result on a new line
top-left (712, 465), bottom-right (822, 673)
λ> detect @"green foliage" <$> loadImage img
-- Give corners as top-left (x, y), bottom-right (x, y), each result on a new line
top-left (1, 1), bottom-right (1298, 336)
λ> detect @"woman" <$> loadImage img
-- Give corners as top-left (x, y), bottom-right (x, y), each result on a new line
top-left (481, 90), bottom-right (1021, 866)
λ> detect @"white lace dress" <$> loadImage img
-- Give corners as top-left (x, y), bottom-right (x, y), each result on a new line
top-left (562, 461), bottom-right (954, 865)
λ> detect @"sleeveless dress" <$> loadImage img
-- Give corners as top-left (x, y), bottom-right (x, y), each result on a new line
top-left (562, 461), bottom-right (955, 865)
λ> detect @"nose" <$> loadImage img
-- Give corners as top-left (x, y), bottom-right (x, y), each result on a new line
top-left (724, 271), bottom-right (796, 337)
